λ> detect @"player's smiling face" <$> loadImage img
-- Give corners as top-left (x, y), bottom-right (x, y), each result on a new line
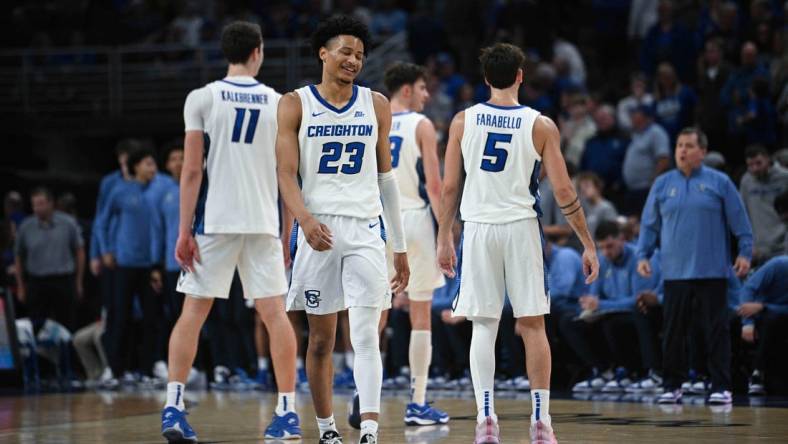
top-left (321, 35), bottom-right (364, 84)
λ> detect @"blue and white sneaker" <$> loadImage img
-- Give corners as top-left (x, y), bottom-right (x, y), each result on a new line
top-left (264, 411), bottom-right (302, 440)
top-left (161, 407), bottom-right (197, 443)
top-left (296, 367), bottom-right (309, 390)
top-left (404, 402), bottom-right (450, 426)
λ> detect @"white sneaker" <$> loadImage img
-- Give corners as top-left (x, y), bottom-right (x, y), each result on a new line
top-left (708, 390), bottom-right (732, 405)
top-left (626, 372), bottom-right (663, 393)
top-left (680, 380), bottom-right (692, 391)
top-left (601, 377), bottom-right (633, 393)
top-left (573, 376), bottom-right (606, 392)
top-left (690, 380), bottom-right (710, 394)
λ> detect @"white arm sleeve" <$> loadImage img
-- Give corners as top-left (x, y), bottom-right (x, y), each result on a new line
top-left (378, 171), bottom-right (407, 253)
top-left (183, 86), bottom-right (213, 132)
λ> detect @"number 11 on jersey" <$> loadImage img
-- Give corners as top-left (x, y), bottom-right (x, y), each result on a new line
top-left (231, 107), bottom-right (260, 144)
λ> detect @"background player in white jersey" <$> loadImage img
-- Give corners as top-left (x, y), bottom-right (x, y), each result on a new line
top-left (381, 62), bottom-right (449, 426)
top-left (276, 16), bottom-right (409, 444)
top-left (160, 22), bottom-right (300, 443)
top-left (437, 43), bottom-right (599, 444)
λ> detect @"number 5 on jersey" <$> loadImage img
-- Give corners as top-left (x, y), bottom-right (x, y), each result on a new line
top-left (481, 132), bottom-right (511, 172)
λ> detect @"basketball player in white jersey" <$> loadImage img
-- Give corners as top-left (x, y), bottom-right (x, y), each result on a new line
top-left (276, 16), bottom-right (409, 444)
top-left (437, 43), bottom-right (599, 444)
top-left (161, 22), bottom-right (300, 443)
top-left (382, 62), bottom-right (449, 425)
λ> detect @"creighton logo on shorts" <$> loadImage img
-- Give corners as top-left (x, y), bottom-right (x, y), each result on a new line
top-left (305, 290), bottom-right (321, 308)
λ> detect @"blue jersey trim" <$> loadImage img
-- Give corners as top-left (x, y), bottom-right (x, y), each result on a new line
top-left (538, 220), bottom-right (550, 299)
top-left (309, 84), bottom-right (359, 114)
top-left (192, 133), bottom-right (211, 235)
top-left (451, 232), bottom-right (464, 312)
top-left (481, 102), bottom-right (525, 110)
top-left (529, 160), bottom-right (543, 217)
top-left (220, 79), bottom-right (260, 88)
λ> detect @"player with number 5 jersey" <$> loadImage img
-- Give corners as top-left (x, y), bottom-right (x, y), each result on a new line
top-left (276, 15), bottom-right (409, 444)
top-left (437, 43), bottom-right (600, 444)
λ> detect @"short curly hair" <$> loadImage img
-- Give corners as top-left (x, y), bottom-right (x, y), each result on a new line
top-left (384, 62), bottom-right (427, 95)
top-left (221, 21), bottom-right (262, 65)
top-left (311, 15), bottom-right (370, 65)
top-left (479, 43), bottom-right (525, 89)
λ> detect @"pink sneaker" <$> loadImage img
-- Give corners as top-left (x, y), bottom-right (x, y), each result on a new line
top-left (530, 420), bottom-right (557, 443)
top-left (474, 417), bottom-right (500, 444)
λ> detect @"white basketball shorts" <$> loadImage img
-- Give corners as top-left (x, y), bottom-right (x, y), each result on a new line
top-left (287, 214), bottom-right (390, 315)
top-left (176, 233), bottom-right (287, 299)
top-left (386, 206), bottom-right (445, 300)
top-left (453, 218), bottom-right (550, 319)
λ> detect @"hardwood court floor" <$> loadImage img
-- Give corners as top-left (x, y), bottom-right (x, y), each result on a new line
top-left (1, 389), bottom-right (787, 443)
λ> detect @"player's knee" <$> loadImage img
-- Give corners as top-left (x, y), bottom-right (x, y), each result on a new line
top-left (308, 333), bottom-right (335, 356)
top-left (180, 297), bottom-right (213, 320)
top-left (350, 326), bottom-right (378, 355)
top-left (516, 315), bottom-right (545, 332)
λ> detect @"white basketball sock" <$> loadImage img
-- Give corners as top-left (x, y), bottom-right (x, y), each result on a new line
top-left (316, 415), bottom-right (337, 434)
top-left (275, 392), bottom-right (295, 415)
top-left (165, 381), bottom-right (185, 411)
top-left (409, 330), bottom-right (431, 405)
top-left (470, 317), bottom-right (499, 423)
top-left (531, 389), bottom-right (551, 426)
top-left (349, 306), bottom-right (383, 414)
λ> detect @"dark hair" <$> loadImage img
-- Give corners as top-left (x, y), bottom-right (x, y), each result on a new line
top-left (115, 138), bottom-right (143, 157)
top-left (221, 21), bottom-right (262, 64)
top-left (595, 220), bottom-right (621, 240)
top-left (126, 147), bottom-right (156, 176)
top-left (479, 43), bottom-right (525, 89)
top-left (678, 127), bottom-right (708, 149)
top-left (162, 139), bottom-right (184, 163)
top-left (745, 144), bottom-right (770, 159)
top-left (576, 171), bottom-right (604, 191)
top-left (384, 63), bottom-right (427, 95)
top-left (311, 15), bottom-right (370, 65)
top-left (774, 190), bottom-right (788, 215)
top-left (30, 186), bottom-right (53, 202)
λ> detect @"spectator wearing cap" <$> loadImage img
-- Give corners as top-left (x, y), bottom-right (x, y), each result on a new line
top-left (581, 105), bottom-right (629, 193)
top-left (637, 127), bottom-right (753, 405)
top-left (622, 104), bottom-right (671, 215)
top-left (740, 145), bottom-right (788, 262)
top-left (737, 255), bottom-right (788, 395)
top-left (14, 187), bottom-right (85, 331)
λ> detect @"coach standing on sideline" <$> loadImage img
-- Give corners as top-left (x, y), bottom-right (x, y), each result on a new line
top-left (636, 127), bottom-right (753, 406)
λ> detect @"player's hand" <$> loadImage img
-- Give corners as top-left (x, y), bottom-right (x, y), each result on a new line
top-left (436, 236), bottom-right (456, 278)
top-left (741, 325), bottom-right (756, 343)
top-left (102, 253), bottom-right (116, 269)
top-left (737, 302), bottom-right (764, 318)
top-left (733, 256), bottom-right (751, 278)
top-left (302, 216), bottom-right (333, 251)
top-left (175, 232), bottom-right (201, 273)
top-left (579, 295), bottom-right (599, 311)
top-left (89, 258), bottom-right (102, 276)
top-left (637, 259), bottom-right (652, 278)
top-left (441, 309), bottom-right (465, 324)
top-left (392, 291), bottom-right (409, 310)
top-left (582, 248), bottom-right (599, 284)
top-left (636, 291), bottom-right (659, 314)
top-left (281, 237), bottom-right (292, 269)
top-left (390, 252), bottom-right (410, 294)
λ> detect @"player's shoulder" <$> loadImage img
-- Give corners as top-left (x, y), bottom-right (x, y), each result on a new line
top-left (370, 89), bottom-right (390, 107)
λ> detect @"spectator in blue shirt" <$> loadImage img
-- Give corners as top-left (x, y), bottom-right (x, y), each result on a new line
top-left (95, 147), bottom-right (163, 379)
top-left (154, 144), bottom-right (184, 338)
top-left (565, 222), bottom-right (661, 392)
top-left (637, 127), bottom-right (753, 405)
top-left (737, 256), bottom-right (788, 395)
top-left (654, 62), bottom-right (697, 143)
top-left (639, 0), bottom-right (698, 83)
top-left (580, 105), bottom-right (628, 192)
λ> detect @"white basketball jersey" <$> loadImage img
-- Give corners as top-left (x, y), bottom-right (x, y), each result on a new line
top-left (296, 84), bottom-right (382, 219)
top-left (390, 111), bottom-right (429, 210)
top-left (460, 103), bottom-right (542, 224)
top-left (195, 78), bottom-right (281, 235)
